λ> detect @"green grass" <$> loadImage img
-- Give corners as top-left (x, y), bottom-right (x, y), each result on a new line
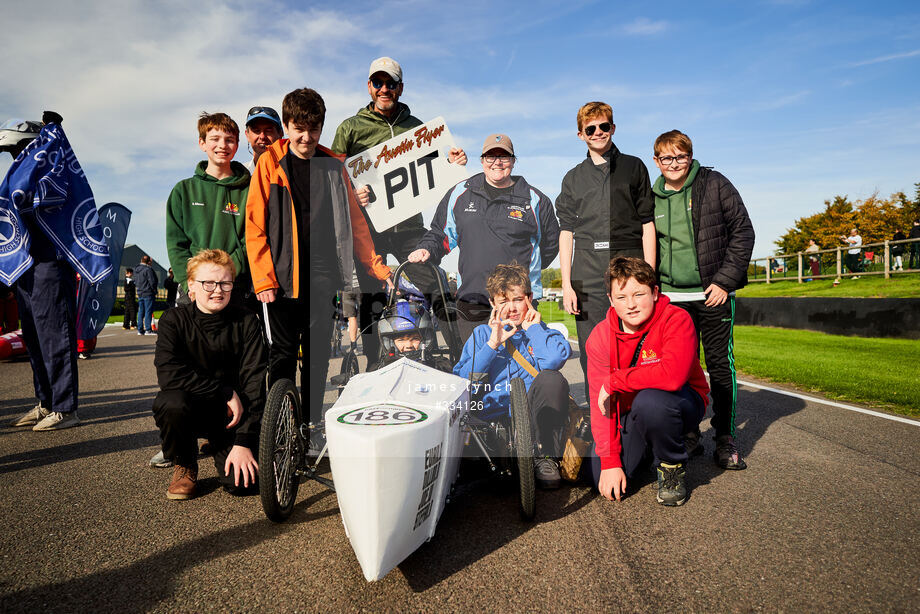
top-left (738, 272), bottom-right (920, 298)
top-left (538, 299), bottom-right (919, 417)
top-left (106, 310), bottom-right (164, 324)
top-left (732, 326), bottom-right (918, 416)
top-left (538, 301), bottom-right (577, 338)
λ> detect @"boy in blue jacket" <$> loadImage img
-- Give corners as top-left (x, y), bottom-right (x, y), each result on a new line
top-left (454, 263), bottom-right (571, 489)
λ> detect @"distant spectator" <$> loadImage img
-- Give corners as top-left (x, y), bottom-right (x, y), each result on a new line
top-left (123, 268), bottom-right (137, 329)
top-left (164, 268), bottom-right (179, 309)
top-left (891, 230), bottom-right (906, 272)
top-left (135, 255), bottom-right (158, 335)
top-left (805, 239), bottom-right (820, 278)
top-left (841, 228), bottom-right (862, 277)
top-left (908, 220), bottom-right (920, 269)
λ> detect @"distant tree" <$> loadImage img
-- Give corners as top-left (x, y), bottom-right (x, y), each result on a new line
top-left (775, 187), bottom-right (919, 255)
top-left (541, 267), bottom-right (561, 288)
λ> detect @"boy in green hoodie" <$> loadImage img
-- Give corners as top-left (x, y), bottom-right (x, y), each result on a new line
top-left (651, 130), bottom-right (755, 471)
top-left (166, 112), bottom-right (252, 303)
top-left (157, 112), bottom-right (252, 468)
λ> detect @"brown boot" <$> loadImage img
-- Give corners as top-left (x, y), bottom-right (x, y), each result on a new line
top-left (166, 464), bottom-right (198, 500)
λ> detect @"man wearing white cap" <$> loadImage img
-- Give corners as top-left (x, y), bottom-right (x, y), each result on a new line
top-left (331, 56), bottom-right (467, 361)
top-left (409, 134), bottom-right (560, 343)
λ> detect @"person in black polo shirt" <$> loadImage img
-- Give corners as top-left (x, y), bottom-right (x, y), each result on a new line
top-left (555, 102), bottom-right (656, 382)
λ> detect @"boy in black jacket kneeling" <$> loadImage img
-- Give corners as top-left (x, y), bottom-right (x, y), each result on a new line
top-left (153, 249), bottom-right (267, 500)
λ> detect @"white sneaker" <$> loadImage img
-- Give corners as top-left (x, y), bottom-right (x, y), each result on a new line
top-left (149, 450), bottom-right (174, 468)
top-left (33, 411), bottom-right (81, 431)
top-left (10, 403), bottom-right (50, 427)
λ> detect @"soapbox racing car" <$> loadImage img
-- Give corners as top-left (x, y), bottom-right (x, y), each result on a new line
top-left (258, 261), bottom-right (540, 527)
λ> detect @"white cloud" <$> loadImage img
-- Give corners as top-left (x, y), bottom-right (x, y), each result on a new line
top-left (850, 48), bottom-right (920, 67)
top-left (622, 17), bottom-right (668, 36)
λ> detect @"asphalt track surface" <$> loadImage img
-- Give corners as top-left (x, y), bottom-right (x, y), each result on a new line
top-left (1, 325), bottom-right (918, 613)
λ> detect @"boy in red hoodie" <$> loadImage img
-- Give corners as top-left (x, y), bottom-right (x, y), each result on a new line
top-left (586, 257), bottom-right (709, 506)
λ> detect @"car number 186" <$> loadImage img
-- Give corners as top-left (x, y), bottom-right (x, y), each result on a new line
top-left (337, 406), bottom-right (427, 426)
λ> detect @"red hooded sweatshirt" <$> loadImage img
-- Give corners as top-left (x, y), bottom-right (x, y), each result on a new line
top-left (586, 295), bottom-right (710, 470)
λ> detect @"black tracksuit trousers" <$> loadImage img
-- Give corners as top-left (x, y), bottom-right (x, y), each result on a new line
top-left (265, 274), bottom-right (337, 426)
top-left (672, 297), bottom-right (737, 439)
top-left (528, 370), bottom-right (571, 457)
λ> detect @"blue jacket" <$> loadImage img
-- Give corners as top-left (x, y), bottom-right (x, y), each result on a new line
top-left (415, 173), bottom-right (560, 305)
top-left (454, 321), bottom-right (571, 420)
top-left (134, 262), bottom-right (158, 298)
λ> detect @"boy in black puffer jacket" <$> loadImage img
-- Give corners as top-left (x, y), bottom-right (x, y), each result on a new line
top-left (651, 130), bottom-right (754, 471)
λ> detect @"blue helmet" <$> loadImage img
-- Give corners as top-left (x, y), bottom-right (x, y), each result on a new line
top-left (378, 300), bottom-right (434, 359)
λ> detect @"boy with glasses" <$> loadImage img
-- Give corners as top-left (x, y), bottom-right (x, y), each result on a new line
top-left (555, 102), bottom-right (656, 383)
top-left (152, 249), bottom-right (267, 500)
top-left (409, 134), bottom-right (560, 343)
top-left (651, 130), bottom-right (754, 470)
top-left (243, 106), bottom-right (283, 173)
top-left (331, 56), bottom-right (466, 361)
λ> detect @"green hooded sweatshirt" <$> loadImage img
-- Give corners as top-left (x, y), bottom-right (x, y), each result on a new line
top-left (652, 160), bottom-right (703, 293)
top-left (165, 161), bottom-right (251, 291)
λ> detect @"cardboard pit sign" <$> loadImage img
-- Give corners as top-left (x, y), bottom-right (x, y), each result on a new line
top-left (345, 117), bottom-right (469, 232)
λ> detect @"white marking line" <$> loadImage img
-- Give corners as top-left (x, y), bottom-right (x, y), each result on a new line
top-left (737, 379), bottom-right (920, 427)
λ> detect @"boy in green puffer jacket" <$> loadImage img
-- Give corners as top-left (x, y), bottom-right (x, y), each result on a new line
top-left (166, 112), bottom-right (252, 303)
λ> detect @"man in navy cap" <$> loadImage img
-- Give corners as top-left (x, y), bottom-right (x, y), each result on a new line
top-left (243, 106), bottom-right (283, 174)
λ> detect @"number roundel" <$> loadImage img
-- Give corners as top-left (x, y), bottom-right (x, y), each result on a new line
top-left (337, 405), bottom-right (427, 426)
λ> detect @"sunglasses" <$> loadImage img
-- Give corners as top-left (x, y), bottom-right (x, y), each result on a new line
top-left (247, 106), bottom-right (280, 120)
top-left (370, 78), bottom-right (400, 90)
top-left (583, 122), bottom-right (612, 137)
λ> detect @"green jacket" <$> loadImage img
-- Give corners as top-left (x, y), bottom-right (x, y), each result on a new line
top-left (331, 102), bottom-right (425, 232)
top-left (166, 161), bottom-right (251, 291)
top-left (652, 160), bottom-right (703, 292)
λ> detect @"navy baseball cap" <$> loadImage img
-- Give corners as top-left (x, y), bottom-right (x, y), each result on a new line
top-left (245, 106), bottom-right (282, 131)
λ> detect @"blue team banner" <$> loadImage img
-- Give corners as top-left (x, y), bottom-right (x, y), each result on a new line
top-left (0, 122), bottom-right (112, 285)
top-left (77, 202), bottom-right (131, 340)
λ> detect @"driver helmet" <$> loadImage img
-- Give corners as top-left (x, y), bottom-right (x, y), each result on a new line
top-left (378, 300), bottom-right (434, 361)
top-left (0, 119), bottom-right (42, 157)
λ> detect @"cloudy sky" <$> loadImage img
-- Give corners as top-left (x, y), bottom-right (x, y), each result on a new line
top-left (2, 0), bottom-right (918, 271)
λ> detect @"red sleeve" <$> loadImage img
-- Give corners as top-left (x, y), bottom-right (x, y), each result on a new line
top-left (586, 321), bottom-right (622, 470)
top-left (604, 308), bottom-right (697, 395)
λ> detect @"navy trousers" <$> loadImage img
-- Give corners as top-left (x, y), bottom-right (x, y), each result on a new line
top-left (14, 261), bottom-right (78, 414)
top-left (590, 385), bottom-right (704, 488)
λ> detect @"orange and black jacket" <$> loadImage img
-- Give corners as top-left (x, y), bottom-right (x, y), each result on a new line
top-left (246, 140), bottom-right (390, 297)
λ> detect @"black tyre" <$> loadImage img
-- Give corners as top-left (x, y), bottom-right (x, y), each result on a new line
top-left (509, 377), bottom-right (535, 520)
top-left (259, 378), bottom-right (302, 522)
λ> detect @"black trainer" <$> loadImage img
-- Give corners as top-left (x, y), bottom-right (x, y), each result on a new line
top-left (534, 457), bottom-right (561, 489)
top-left (656, 462), bottom-right (687, 506)
top-left (714, 435), bottom-right (747, 470)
